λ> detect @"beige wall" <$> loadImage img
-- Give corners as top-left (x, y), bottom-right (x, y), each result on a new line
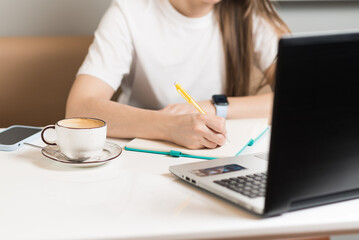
top-left (276, 1), bottom-right (359, 33)
top-left (0, 0), bottom-right (359, 36)
top-left (0, 0), bottom-right (112, 36)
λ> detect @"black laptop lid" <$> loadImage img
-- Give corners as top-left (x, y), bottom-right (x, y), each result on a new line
top-left (265, 32), bottom-right (359, 217)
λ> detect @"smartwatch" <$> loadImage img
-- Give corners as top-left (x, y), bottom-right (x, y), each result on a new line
top-left (212, 94), bottom-right (229, 119)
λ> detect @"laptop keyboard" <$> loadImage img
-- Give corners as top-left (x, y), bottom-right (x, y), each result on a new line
top-left (214, 173), bottom-right (267, 198)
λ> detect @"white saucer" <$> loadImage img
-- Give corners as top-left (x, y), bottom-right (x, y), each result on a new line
top-left (41, 142), bottom-right (122, 167)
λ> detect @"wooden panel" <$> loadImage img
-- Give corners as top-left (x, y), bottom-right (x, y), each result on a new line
top-left (0, 36), bottom-right (93, 127)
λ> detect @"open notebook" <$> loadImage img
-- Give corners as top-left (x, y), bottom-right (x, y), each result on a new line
top-left (125, 118), bottom-right (269, 160)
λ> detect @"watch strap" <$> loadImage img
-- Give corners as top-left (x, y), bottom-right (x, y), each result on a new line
top-left (215, 104), bottom-right (228, 119)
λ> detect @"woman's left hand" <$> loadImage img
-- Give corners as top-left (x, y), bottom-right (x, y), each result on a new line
top-left (160, 100), bottom-right (216, 115)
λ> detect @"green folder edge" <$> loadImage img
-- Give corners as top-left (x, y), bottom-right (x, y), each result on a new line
top-left (124, 127), bottom-right (269, 160)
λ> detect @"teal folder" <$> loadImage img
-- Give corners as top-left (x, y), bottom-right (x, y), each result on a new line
top-left (125, 118), bottom-right (269, 160)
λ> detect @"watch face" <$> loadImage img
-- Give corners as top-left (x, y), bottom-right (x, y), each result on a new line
top-left (212, 95), bottom-right (228, 106)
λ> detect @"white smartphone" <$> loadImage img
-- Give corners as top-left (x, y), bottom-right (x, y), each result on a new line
top-left (0, 125), bottom-right (42, 151)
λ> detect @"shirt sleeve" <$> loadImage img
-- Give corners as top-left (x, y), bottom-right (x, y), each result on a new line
top-left (77, 0), bottom-right (134, 91)
top-left (252, 14), bottom-right (279, 73)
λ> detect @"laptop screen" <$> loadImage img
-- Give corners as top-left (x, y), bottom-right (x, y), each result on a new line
top-left (265, 32), bottom-right (359, 216)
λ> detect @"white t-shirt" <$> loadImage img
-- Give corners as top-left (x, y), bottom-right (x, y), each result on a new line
top-left (78, 0), bottom-right (278, 110)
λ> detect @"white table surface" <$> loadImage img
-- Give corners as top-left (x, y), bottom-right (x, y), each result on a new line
top-left (1, 130), bottom-right (359, 240)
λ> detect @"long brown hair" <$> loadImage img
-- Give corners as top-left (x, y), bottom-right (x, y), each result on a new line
top-left (215, 0), bottom-right (290, 97)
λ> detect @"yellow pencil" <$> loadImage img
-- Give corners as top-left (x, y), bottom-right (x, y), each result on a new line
top-left (174, 82), bottom-right (206, 114)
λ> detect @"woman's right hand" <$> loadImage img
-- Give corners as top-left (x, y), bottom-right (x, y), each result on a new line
top-left (167, 113), bottom-right (227, 149)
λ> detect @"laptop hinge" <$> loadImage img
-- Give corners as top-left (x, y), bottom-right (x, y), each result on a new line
top-left (290, 188), bottom-right (359, 211)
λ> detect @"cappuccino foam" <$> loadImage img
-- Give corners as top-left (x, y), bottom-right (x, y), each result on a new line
top-left (58, 118), bottom-right (105, 129)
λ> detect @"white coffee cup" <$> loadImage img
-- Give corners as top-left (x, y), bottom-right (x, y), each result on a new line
top-left (41, 117), bottom-right (107, 160)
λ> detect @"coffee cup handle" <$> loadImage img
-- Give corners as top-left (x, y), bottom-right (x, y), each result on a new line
top-left (41, 125), bottom-right (57, 146)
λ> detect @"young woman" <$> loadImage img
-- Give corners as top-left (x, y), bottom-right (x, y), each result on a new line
top-left (66, 0), bottom-right (289, 149)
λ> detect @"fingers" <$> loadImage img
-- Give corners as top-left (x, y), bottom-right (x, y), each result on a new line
top-left (200, 136), bottom-right (224, 149)
top-left (203, 130), bottom-right (226, 147)
top-left (192, 114), bottom-right (226, 148)
top-left (204, 115), bottom-right (226, 135)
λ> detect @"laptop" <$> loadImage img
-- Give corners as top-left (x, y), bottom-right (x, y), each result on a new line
top-left (169, 31), bottom-right (359, 217)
